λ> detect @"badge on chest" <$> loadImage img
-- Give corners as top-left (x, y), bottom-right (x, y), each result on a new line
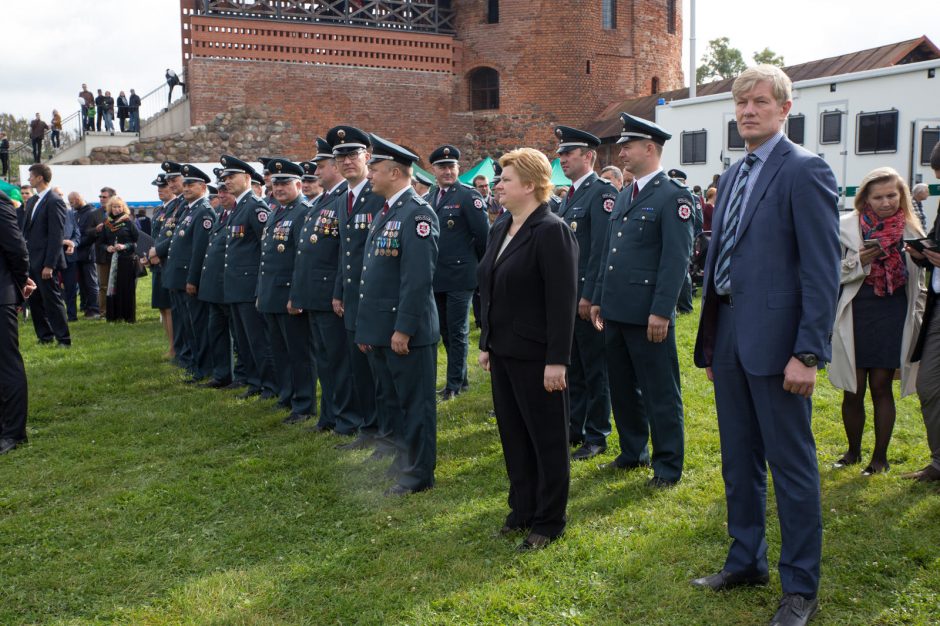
top-left (375, 220), bottom-right (402, 256)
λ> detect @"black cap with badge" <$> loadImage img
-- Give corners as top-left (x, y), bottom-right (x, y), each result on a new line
top-left (368, 134), bottom-right (419, 166)
top-left (312, 137), bottom-right (334, 162)
top-left (300, 161), bottom-right (318, 180)
top-left (554, 126), bottom-right (601, 154)
top-left (161, 160), bottom-right (183, 178)
top-left (266, 158), bottom-right (304, 180)
top-left (180, 163), bottom-right (211, 184)
top-left (429, 144), bottom-right (460, 165)
top-left (617, 113), bottom-right (672, 145)
top-left (667, 168), bottom-right (688, 181)
top-left (327, 125), bottom-right (371, 155)
top-left (151, 173), bottom-right (168, 187)
top-left (218, 154), bottom-right (259, 180)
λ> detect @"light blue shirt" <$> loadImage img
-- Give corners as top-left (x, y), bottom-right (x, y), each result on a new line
top-left (735, 131), bottom-right (784, 231)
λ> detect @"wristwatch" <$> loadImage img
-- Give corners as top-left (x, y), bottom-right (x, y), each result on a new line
top-left (794, 353), bottom-right (819, 367)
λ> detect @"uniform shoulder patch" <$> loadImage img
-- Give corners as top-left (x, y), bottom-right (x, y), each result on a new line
top-left (602, 192), bottom-right (617, 213)
top-left (414, 214), bottom-right (433, 222)
top-left (415, 219), bottom-right (432, 238)
top-left (202, 218), bottom-right (213, 230)
top-left (473, 197), bottom-right (484, 210)
top-left (257, 208), bottom-right (269, 223)
top-left (677, 196), bottom-right (693, 222)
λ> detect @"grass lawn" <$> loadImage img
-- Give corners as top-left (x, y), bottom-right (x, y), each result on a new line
top-left (0, 279), bottom-right (938, 625)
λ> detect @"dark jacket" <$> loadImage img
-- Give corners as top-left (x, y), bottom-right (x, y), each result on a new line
top-left (0, 190), bottom-right (29, 306)
top-left (477, 204), bottom-right (578, 365)
top-left (63, 209), bottom-right (81, 265)
top-left (290, 181), bottom-right (347, 311)
top-left (74, 203), bottom-right (103, 263)
top-left (117, 95), bottom-right (129, 119)
top-left (98, 215), bottom-right (140, 257)
top-left (128, 94), bottom-right (141, 110)
top-left (23, 190), bottom-right (67, 272)
top-left (913, 213), bottom-right (940, 362)
top-left (428, 182), bottom-right (489, 292)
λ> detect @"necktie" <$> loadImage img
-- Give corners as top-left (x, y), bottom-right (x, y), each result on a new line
top-left (631, 182), bottom-right (639, 202)
top-left (713, 153), bottom-right (759, 294)
top-left (437, 188), bottom-right (446, 208)
top-left (380, 202), bottom-right (390, 218)
top-left (347, 190), bottom-right (354, 217)
top-left (220, 209), bottom-right (230, 225)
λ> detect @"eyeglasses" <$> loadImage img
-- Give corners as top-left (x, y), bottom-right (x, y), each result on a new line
top-left (335, 150), bottom-right (364, 162)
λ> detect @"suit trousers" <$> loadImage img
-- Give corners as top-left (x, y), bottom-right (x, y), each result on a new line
top-left (568, 316), bottom-right (611, 445)
top-left (0, 305), bottom-right (28, 442)
top-left (605, 321), bottom-right (684, 481)
top-left (265, 312), bottom-right (314, 416)
top-left (61, 262), bottom-right (79, 320)
top-left (76, 260), bottom-right (99, 314)
top-left (370, 344), bottom-right (437, 491)
top-left (435, 289), bottom-right (473, 391)
top-left (347, 329), bottom-right (377, 436)
top-left (206, 302), bottom-right (233, 383)
top-left (712, 301), bottom-right (822, 598)
top-left (28, 271), bottom-right (70, 345)
top-left (184, 292), bottom-right (211, 379)
top-left (490, 352), bottom-right (569, 538)
top-left (309, 310), bottom-right (356, 434)
top-left (170, 290), bottom-right (196, 374)
top-left (915, 304), bottom-right (940, 471)
top-left (230, 301), bottom-right (276, 394)
top-left (96, 262), bottom-right (110, 317)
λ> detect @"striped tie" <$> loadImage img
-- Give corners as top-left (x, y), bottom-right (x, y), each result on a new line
top-left (713, 153), bottom-right (758, 294)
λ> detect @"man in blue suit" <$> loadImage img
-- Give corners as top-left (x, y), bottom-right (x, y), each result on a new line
top-left (692, 66), bottom-right (840, 626)
top-left (23, 164), bottom-right (71, 347)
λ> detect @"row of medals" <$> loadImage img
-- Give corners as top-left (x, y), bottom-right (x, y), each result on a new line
top-left (377, 221), bottom-right (401, 257)
top-left (310, 211), bottom-right (340, 244)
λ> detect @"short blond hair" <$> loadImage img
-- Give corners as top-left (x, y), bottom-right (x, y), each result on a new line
top-left (732, 65), bottom-right (792, 106)
top-left (854, 167), bottom-right (924, 235)
top-left (499, 148), bottom-right (553, 205)
top-left (106, 196), bottom-right (131, 217)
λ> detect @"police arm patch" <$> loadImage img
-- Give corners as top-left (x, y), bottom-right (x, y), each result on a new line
top-left (203, 218), bottom-right (213, 230)
top-left (677, 197), bottom-right (693, 222)
top-left (415, 219), bottom-right (432, 238)
top-left (473, 198), bottom-right (484, 210)
top-left (257, 209), bottom-right (268, 223)
top-left (602, 193), bottom-right (616, 213)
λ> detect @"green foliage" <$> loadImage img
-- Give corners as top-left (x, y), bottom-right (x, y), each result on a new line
top-left (753, 48), bottom-right (785, 67)
top-left (0, 282), bottom-right (937, 624)
top-left (696, 39), bottom-right (785, 85)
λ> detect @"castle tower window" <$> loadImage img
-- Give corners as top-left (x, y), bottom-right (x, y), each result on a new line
top-left (603, 0), bottom-right (617, 30)
top-left (487, 0), bottom-right (499, 24)
top-left (469, 67), bottom-right (500, 110)
top-left (667, 0), bottom-right (677, 34)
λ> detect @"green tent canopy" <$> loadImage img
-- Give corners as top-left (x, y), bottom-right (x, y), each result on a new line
top-left (550, 158), bottom-right (572, 187)
top-left (458, 157), bottom-right (496, 186)
top-left (0, 179), bottom-right (23, 204)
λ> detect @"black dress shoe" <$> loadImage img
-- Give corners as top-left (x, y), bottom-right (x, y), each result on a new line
top-left (571, 443), bottom-right (606, 461)
top-left (367, 447), bottom-right (395, 462)
top-left (901, 464), bottom-right (940, 482)
top-left (259, 390), bottom-right (277, 400)
top-left (202, 378), bottom-right (232, 389)
top-left (437, 388), bottom-right (459, 402)
top-left (223, 381), bottom-right (248, 390)
top-left (769, 594), bottom-right (818, 626)
top-left (0, 438), bottom-right (21, 454)
top-left (282, 413), bottom-right (311, 425)
top-left (236, 388), bottom-right (262, 400)
top-left (516, 532), bottom-right (561, 552)
top-left (335, 434), bottom-right (374, 450)
top-left (647, 476), bottom-right (679, 489)
top-left (304, 423), bottom-right (334, 433)
top-left (600, 459), bottom-right (651, 471)
top-left (690, 569), bottom-right (770, 591)
top-left (499, 524), bottom-right (526, 536)
top-left (384, 484), bottom-right (429, 497)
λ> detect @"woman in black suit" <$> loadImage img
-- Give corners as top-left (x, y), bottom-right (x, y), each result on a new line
top-left (477, 148), bottom-right (579, 550)
top-left (99, 197), bottom-right (139, 323)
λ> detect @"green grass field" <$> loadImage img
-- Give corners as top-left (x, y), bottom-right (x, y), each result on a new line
top-left (0, 280), bottom-right (937, 625)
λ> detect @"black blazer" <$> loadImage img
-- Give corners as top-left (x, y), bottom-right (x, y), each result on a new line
top-left (23, 190), bottom-right (67, 272)
top-left (913, 212), bottom-right (940, 361)
top-left (0, 191), bottom-right (29, 305)
top-left (477, 204), bottom-right (578, 364)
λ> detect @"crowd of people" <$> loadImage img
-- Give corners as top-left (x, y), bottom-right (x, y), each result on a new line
top-left (1, 64), bottom-right (939, 626)
top-left (78, 83), bottom-right (142, 135)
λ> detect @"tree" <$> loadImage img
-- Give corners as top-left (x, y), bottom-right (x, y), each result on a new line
top-left (696, 37), bottom-right (746, 85)
top-left (753, 48), bottom-right (785, 67)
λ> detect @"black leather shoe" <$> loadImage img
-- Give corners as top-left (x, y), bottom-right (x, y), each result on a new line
top-left (460, 380), bottom-right (470, 392)
top-left (384, 484), bottom-right (430, 497)
top-left (283, 413), bottom-right (311, 425)
top-left (571, 443), bottom-right (607, 461)
top-left (647, 476), bottom-right (679, 489)
top-left (236, 388), bottom-right (262, 400)
top-left (600, 459), bottom-right (651, 471)
top-left (223, 381), bottom-right (248, 391)
top-left (769, 594), bottom-right (818, 626)
top-left (259, 390), bottom-right (277, 400)
top-left (368, 447), bottom-right (395, 461)
top-left (517, 532), bottom-right (560, 552)
top-left (690, 569), bottom-right (770, 591)
top-left (0, 438), bottom-right (21, 454)
top-left (304, 423), bottom-right (334, 433)
top-left (201, 378), bottom-right (232, 389)
top-left (335, 434), bottom-right (374, 450)
top-left (437, 388), bottom-right (459, 402)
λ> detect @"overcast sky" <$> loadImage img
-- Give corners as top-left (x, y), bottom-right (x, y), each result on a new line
top-left (1, 0), bottom-right (938, 120)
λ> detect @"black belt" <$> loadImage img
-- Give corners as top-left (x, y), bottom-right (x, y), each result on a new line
top-left (717, 293), bottom-right (733, 306)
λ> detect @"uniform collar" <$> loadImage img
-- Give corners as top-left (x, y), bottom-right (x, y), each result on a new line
top-left (349, 178), bottom-right (368, 200)
top-left (386, 185), bottom-right (411, 208)
top-left (570, 171), bottom-right (592, 192)
top-left (633, 167), bottom-right (663, 194)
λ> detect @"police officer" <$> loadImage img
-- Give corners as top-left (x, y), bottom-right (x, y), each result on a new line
top-left (668, 168), bottom-right (703, 315)
top-left (169, 164), bottom-right (218, 383)
top-left (258, 157), bottom-right (280, 210)
top-left (150, 161), bottom-right (194, 375)
top-left (196, 174), bottom-right (238, 388)
top-left (590, 113), bottom-right (694, 488)
top-left (357, 134), bottom-right (440, 495)
top-left (328, 125), bottom-right (390, 453)
top-left (427, 144), bottom-right (489, 400)
top-left (149, 174), bottom-right (175, 355)
top-left (218, 155), bottom-right (278, 400)
top-left (289, 140), bottom-right (357, 434)
top-left (257, 158), bottom-right (315, 423)
top-left (300, 161), bottom-right (324, 203)
top-left (554, 126), bottom-right (616, 460)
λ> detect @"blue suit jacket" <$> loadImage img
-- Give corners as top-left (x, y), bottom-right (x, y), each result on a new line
top-left (693, 137), bottom-right (840, 376)
top-left (24, 190), bottom-right (67, 272)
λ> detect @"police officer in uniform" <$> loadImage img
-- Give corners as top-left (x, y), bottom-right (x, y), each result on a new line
top-left (197, 174), bottom-right (239, 388)
top-left (218, 155), bottom-right (278, 400)
top-left (257, 158), bottom-right (315, 423)
top-left (427, 144), bottom-right (489, 400)
top-left (149, 174), bottom-right (175, 353)
top-left (300, 161), bottom-right (323, 203)
top-left (590, 114), bottom-right (694, 488)
top-left (328, 126), bottom-right (390, 452)
top-left (668, 168), bottom-right (703, 315)
top-left (554, 126), bottom-right (616, 460)
top-left (149, 161), bottom-right (192, 371)
top-left (357, 134), bottom-right (440, 495)
top-left (289, 141), bottom-right (356, 434)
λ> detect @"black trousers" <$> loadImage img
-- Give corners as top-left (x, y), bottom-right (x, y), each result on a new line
top-left (28, 270), bottom-right (70, 345)
top-left (0, 304), bottom-right (28, 442)
top-left (31, 138), bottom-right (42, 163)
top-left (1, 154), bottom-right (9, 177)
top-left (346, 329), bottom-right (377, 435)
top-left (75, 260), bottom-right (99, 314)
top-left (230, 301), bottom-right (276, 394)
top-left (206, 302), bottom-right (233, 383)
top-left (490, 352), bottom-right (570, 538)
